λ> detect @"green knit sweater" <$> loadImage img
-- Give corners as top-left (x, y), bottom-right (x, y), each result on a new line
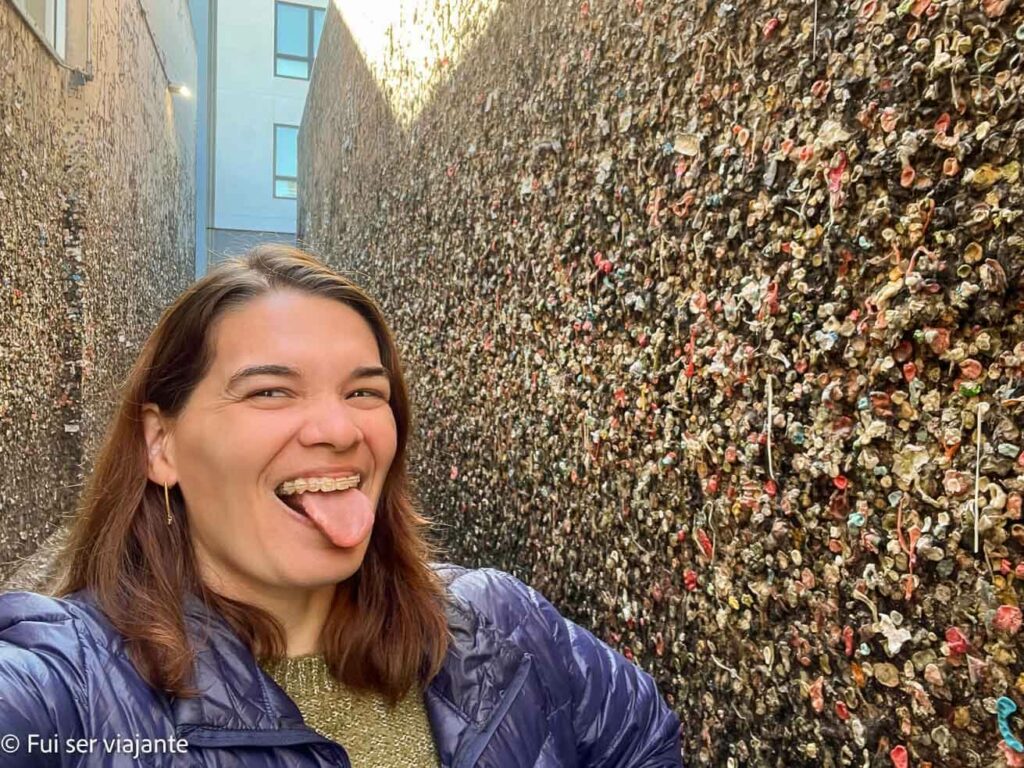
top-left (259, 654), bottom-right (440, 767)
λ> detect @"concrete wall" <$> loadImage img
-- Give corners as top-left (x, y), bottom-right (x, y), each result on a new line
top-left (139, 0), bottom-right (197, 161)
top-left (189, 0), bottom-right (211, 276)
top-left (211, 0), bottom-right (326, 237)
top-left (0, 0), bottom-right (195, 586)
top-left (301, 0), bottom-right (1024, 764)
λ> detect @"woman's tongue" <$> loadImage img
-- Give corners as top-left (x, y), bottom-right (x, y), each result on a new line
top-left (294, 488), bottom-right (375, 548)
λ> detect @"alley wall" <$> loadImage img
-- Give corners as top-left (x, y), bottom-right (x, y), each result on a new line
top-left (301, 0), bottom-right (1024, 764)
top-left (0, 0), bottom-right (195, 586)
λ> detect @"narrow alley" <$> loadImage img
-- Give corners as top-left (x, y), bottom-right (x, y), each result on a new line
top-left (3, 0), bottom-right (1024, 765)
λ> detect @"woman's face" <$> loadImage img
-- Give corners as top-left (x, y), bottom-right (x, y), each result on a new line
top-left (143, 289), bottom-right (397, 599)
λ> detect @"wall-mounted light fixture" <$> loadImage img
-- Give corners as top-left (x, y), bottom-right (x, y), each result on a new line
top-left (168, 83), bottom-right (192, 97)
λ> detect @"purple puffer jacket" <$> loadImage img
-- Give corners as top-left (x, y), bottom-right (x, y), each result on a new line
top-left (0, 563), bottom-right (683, 767)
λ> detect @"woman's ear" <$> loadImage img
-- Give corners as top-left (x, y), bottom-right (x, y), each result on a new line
top-left (141, 404), bottom-right (177, 485)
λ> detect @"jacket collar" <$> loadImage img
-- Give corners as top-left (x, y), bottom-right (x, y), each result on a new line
top-left (423, 591), bottom-right (532, 768)
top-left (169, 591), bottom-right (315, 743)
top-left (169, 577), bottom-right (530, 765)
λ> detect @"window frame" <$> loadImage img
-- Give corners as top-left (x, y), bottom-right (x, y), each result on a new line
top-left (272, 123), bottom-right (300, 200)
top-left (273, 0), bottom-right (324, 81)
top-left (10, 0), bottom-right (68, 62)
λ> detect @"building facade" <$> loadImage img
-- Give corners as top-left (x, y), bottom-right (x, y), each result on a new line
top-left (191, 0), bottom-right (327, 272)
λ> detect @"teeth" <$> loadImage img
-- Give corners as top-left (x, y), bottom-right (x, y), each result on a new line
top-left (277, 475), bottom-right (360, 496)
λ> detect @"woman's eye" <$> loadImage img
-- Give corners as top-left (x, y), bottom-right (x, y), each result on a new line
top-left (250, 388), bottom-right (288, 398)
top-left (351, 389), bottom-right (387, 399)
top-left (246, 388), bottom-right (387, 400)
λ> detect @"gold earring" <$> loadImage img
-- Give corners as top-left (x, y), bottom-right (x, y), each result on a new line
top-left (164, 482), bottom-right (173, 525)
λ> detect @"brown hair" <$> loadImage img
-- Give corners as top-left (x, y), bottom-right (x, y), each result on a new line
top-left (53, 244), bottom-right (451, 705)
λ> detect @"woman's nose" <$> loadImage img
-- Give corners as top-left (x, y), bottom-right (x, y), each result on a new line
top-left (296, 397), bottom-right (364, 449)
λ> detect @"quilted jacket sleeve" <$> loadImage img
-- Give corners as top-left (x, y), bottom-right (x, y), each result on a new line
top-left (474, 568), bottom-right (684, 767)
top-left (0, 592), bottom-right (89, 767)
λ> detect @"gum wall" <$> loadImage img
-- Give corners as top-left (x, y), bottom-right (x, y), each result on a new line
top-left (302, 0), bottom-right (1024, 764)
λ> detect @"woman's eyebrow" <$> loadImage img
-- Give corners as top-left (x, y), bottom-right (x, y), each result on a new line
top-left (350, 365), bottom-right (392, 381)
top-left (227, 364), bottom-right (299, 388)
top-left (226, 364), bottom-right (392, 388)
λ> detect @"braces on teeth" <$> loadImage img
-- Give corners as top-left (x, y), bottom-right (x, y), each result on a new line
top-left (277, 475), bottom-right (360, 495)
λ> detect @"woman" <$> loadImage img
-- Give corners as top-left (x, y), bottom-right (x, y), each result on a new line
top-left (0, 245), bottom-right (683, 767)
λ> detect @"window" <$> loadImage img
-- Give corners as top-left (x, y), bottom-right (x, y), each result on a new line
top-left (274, 1), bottom-right (325, 80)
top-left (11, 0), bottom-right (67, 58)
top-left (274, 124), bottom-right (299, 199)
